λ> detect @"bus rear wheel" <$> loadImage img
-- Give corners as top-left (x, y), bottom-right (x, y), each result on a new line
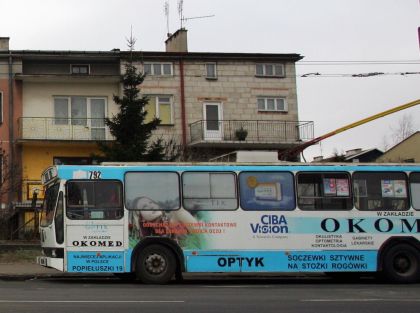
top-left (136, 244), bottom-right (176, 284)
top-left (382, 244), bottom-right (420, 283)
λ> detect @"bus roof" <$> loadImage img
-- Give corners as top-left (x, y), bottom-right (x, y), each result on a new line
top-left (40, 162), bottom-right (420, 185)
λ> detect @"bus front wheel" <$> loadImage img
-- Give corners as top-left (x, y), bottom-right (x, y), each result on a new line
top-left (382, 244), bottom-right (420, 283)
top-left (136, 244), bottom-right (176, 284)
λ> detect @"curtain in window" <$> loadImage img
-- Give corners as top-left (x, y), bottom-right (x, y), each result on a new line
top-left (54, 98), bottom-right (69, 125)
top-left (71, 97), bottom-right (87, 126)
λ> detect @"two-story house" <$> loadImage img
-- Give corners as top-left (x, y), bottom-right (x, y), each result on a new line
top-left (137, 29), bottom-right (313, 160)
top-left (0, 29), bottom-right (313, 238)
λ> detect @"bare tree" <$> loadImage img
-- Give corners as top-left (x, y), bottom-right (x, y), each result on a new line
top-left (0, 142), bottom-right (22, 239)
top-left (390, 114), bottom-right (416, 145)
top-left (381, 135), bottom-right (389, 152)
top-left (0, 145), bottom-right (15, 205)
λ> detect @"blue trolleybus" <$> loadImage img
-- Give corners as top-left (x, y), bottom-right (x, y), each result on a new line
top-left (37, 163), bottom-right (420, 283)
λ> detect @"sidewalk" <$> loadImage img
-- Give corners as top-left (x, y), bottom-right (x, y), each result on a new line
top-left (0, 262), bottom-right (63, 280)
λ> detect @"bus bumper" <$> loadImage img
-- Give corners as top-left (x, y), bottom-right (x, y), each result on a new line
top-left (37, 256), bottom-right (64, 271)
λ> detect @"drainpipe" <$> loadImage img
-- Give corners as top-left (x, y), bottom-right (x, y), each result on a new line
top-left (179, 57), bottom-right (187, 147)
top-left (8, 51), bottom-right (14, 207)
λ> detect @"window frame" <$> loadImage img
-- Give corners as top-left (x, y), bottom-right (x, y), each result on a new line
top-left (205, 62), bottom-right (218, 80)
top-left (143, 62), bottom-right (173, 76)
top-left (53, 96), bottom-right (107, 127)
top-left (144, 95), bottom-right (174, 125)
top-left (257, 97), bottom-right (288, 113)
top-left (66, 179), bottom-right (124, 220)
top-left (255, 63), bottom-right (285, 78)
top-left (296, 171), bottom-right (353, 211)
top-left (71, 64), bottom-right (90, 75)
top-left (124, 171), bottom-right (181, 212)
top-left (182, 171), bottom-right (239, 211)
top-left (409, 172), bottom-right (420, 211)
top-left (53, 157), bottom-right (96, 165)
top-left (239, 171), bottom-right (296, 211)
top-left (40, 183), bottom-right (60, 227)
top-left (352, 171), bottom-right (410, 211)
top-left (55, 192), bottom-right (64, 244)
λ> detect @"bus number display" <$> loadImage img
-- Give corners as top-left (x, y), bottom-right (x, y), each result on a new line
top-left (89, 171), bottom-right (102, 180)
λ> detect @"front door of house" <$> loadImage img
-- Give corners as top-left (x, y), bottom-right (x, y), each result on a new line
top-left (203, 102), bottom-right (223, 140)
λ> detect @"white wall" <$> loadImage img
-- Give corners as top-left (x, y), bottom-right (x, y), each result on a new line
top-left (22, 82), bottom-right (119, 117)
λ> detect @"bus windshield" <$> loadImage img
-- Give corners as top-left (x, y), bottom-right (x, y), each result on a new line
top-left (40, 183), bottom-right (59, 227)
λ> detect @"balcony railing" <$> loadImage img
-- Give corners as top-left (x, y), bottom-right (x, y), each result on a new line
top-left (189, 120), bottom-right (314, 145)
top-left (18, 117), bottom-right (113, 141)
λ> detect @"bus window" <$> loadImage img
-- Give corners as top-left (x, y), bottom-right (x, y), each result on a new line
top-left (55, 192), bottom-right (64, 244)
top-left (66, 180), bottom-right (123, 219)
top-left (239, 172), bottom-right (295, 211)
top-left (353, 172), bottom-right (409, 211)
top-left (40, 183), bottom-right (59, 227)
top-left (125, 172), bottom-right (180, 211)
top-left (297, 172), bottom-right (352, 210)
top-left (182, 172), bottom-right (237, 211)
top-left (410, 172), bottom-right (420, 210)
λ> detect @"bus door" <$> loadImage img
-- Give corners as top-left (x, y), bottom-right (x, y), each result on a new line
top-left (64, 180), bottom-right (125, 274)
top-left (38, 182), bottom-right (65, 270)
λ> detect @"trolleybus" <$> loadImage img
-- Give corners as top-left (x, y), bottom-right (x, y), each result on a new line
top-left (37, 163), bottom-right (420, 283)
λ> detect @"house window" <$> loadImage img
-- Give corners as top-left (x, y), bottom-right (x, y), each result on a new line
top-left (257, 97), bottom-right (287, 112)
top-left (53, 157), bottom-right (98, 165)
top-left (53, 97), bottom-right (106, 139)
top-left (205, 63), bottom-right (217, 79)
top-left (143, 63), bottom-right (173, 76)
top-left (145, 95), bottom-right (173, 124)
top-left (256, 63), bottom-right (284, 77)
top-left (54, 97), bottom-right (89, 125)
top-left (0, 91), bottom-right (3, 123)
top-left (71, 64), bottom-right (90, 75)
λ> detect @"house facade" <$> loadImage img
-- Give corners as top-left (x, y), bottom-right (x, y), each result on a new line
top-left (376, 132), bottom-right (420, 163)
top-left (0, 30), bottom-right (313, 238)
top-left (137, 29), bottom-right (313, 159)
top-left (0, 37), bottom-right (22, 213)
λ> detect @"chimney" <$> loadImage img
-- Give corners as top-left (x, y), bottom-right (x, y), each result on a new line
top-left (0, 37), bottom-right (10, 51)
top-left (165, 29), bottom-right (188, 52)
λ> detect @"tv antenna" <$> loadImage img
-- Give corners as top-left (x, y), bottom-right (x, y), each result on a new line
top-left (178, 0), bottom-right (184, 28)
top-left (164, 1), bottom-right (170, 35)
top-left (177, 0), bottom-right (214, 29)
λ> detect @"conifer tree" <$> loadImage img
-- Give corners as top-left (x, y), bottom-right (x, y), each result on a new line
top-left (98, 36), bottom-right (171, 162)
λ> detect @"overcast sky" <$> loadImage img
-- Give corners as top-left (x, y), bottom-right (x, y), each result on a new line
top-left (1, 0), bottom-right (419, 160)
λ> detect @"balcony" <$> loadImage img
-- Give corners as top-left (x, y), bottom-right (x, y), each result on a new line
top-left (18, 117), bottom-right (113, 142)
top-left (189, 120), bottom-right (314, 149)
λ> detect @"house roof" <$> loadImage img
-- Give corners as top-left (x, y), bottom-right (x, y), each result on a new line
top-left (1, 50), bottom-right (303, 62)
top-left (344, 148), bottom-right (383, 161)
top-left (382, 131), bottom-right (420, 155)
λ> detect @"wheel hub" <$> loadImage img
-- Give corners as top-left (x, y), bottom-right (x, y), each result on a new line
top-left (145, 253), bottom-right (167, 275)
top-left (394, 254), bottom-right (413, 275)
